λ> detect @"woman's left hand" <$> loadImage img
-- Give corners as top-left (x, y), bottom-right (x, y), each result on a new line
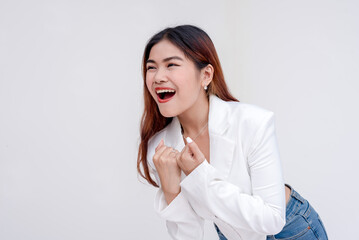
top-left (176, 138), bottom-right (206, 176)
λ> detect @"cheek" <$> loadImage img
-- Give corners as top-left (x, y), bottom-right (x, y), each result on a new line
top-left (145, 76), bottom-right (152, 92)
top-left (179, 73), bottom-right (199, 92)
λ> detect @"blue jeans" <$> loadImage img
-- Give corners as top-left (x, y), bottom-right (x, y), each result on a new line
top-left (214, 184), bottom-right (328, 240)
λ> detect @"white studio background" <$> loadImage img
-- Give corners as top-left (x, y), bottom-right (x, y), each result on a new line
top-left (0, 0), bottom-right (357, 239)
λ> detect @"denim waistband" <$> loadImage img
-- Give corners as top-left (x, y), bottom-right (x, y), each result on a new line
top-left (285, 183), bottom-right (307, 220)
top-left (285, 183), bottom-right (305, 204)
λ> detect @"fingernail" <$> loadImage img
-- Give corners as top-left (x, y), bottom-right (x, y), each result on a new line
top-left (186, 137), bottom-right (193, 143)
top-left (156, 139), bottom-right (163, 149)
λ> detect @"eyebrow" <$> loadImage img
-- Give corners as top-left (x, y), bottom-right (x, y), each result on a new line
top-left (146, 56), bottom-right (184, 64)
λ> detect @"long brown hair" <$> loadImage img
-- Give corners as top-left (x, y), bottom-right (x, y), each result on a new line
top-left (137, 25), bottom-right (239, 187)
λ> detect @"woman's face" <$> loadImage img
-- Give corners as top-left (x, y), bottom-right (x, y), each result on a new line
top-left (146, 39), bottom-right (204, 118)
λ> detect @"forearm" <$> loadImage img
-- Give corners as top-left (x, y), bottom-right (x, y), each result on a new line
top-left (164, 189), bottom-right (181, 205)
top-left (180, 160), bottom-right (286, 234)
top-left (155, 188), bottom-right (205, 240)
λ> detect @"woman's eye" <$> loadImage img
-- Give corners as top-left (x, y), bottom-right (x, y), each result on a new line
top-left (147, 64), bottom-right (177, 70)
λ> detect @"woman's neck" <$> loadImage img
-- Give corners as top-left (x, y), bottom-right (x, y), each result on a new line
top-left (177, 93), bottom-right (209, 138)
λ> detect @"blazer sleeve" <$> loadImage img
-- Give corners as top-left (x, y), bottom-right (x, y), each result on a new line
top-left (179, 112), bottom-right (286, 235)
top-left (147, 149), bottom-right (205, 239)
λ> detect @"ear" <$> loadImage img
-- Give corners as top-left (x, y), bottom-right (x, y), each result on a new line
top-left (201, 64), bottom-right (214, 87)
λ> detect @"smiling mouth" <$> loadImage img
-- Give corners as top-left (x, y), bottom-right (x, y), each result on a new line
top-left (155, 89), bottom-right (176, 103)
top-left (157, 91), bottom-right (176, 100)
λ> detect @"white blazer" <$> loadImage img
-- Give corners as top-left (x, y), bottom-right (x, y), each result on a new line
top-left (147, 94), bottom-right (286, 240)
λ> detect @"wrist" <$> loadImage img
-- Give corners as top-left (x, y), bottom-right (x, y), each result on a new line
top-left (164, 189), bottom-right (181, 205)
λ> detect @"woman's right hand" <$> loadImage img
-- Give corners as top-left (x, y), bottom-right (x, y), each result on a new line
top-left (153, 139), bottom-right (182, 204)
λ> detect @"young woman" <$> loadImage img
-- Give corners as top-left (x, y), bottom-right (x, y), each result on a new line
top-left (137, 25), bottom-right (328, 240)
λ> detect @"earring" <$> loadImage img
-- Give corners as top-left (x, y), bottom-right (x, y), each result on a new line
top-left (204, 85), bottom-right (208, 90)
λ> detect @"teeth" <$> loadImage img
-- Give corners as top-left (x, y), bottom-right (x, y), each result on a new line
top-left (156, 89), bottom-right (175, 94)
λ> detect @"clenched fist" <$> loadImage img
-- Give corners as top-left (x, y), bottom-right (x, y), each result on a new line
top-left (153, 137), bottom-right (207, 204)
top-left (176, 137), bottom-right (206, 176)
top-left (153, 139), bottom-right (181, 204)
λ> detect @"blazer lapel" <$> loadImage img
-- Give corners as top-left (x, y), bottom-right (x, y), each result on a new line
top-left (208, 94), bottom-right (235, 178)
top-left (164, 94), bottom-right (235, 179)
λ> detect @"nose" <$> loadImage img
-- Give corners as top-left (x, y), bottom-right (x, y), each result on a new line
top-left (154, 67), bottom-right (168, 84)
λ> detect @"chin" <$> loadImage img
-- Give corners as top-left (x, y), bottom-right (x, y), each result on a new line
top-left (159, 108), bottom-right (177, 118)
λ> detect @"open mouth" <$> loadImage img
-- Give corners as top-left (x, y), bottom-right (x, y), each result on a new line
top-left (156, 89), bottom-right (176, 103)
top-left (158, 91), bottom-right (175, 100)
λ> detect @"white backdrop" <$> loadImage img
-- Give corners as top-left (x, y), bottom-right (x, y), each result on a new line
top-left (0, 0), bottom-right (358, 239)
